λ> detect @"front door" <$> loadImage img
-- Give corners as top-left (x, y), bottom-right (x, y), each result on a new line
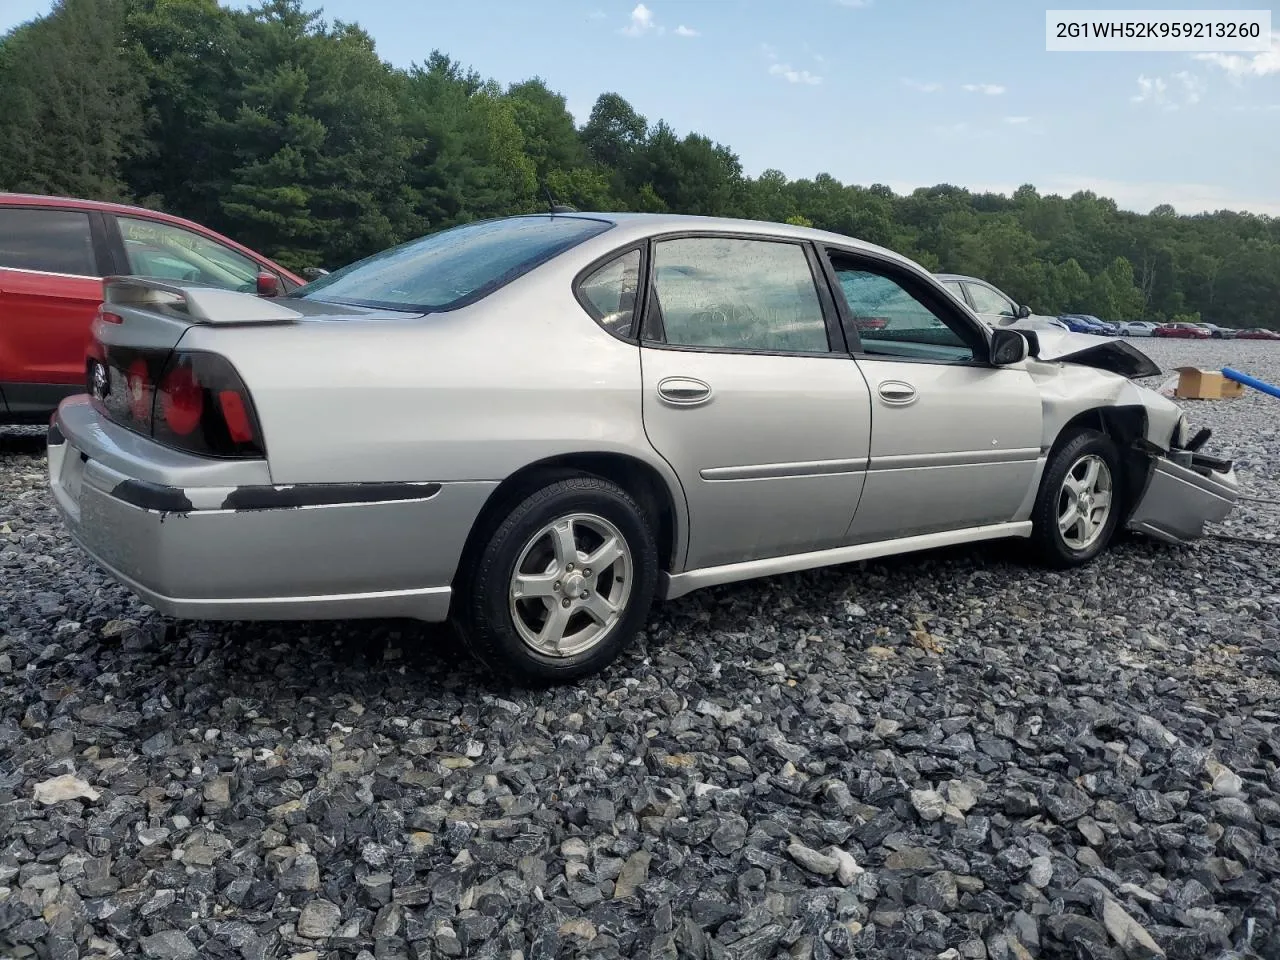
top-left (821, 249), bottom-right (1043, 543)
top-left (638, 234), bottom-right (873, 571)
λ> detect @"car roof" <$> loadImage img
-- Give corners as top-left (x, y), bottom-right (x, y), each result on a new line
top-left (0, 192), bottom-right (301, 282)
top-left (543, 212), bottom-right (919, 267)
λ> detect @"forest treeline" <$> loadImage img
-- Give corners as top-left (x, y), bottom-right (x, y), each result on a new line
top-left (1, 0), bottom-right (1277, 327)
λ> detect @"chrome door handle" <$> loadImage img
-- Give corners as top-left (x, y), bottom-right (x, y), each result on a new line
top-left (657, 377), bottom-right (713, 405)
top-left (877, 380), bottom-right (917, 405)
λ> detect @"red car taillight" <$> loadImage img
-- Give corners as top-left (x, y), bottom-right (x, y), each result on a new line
top-left (152, 352), bottom-right (265, 458)
top-left (86, 348), bottom-right (264, 459)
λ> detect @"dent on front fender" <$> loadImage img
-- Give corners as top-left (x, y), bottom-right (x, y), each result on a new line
top-left (1027, 360), bottom-right (1182, 451)
top-left (1126, 452), bottom-right (1239, 544)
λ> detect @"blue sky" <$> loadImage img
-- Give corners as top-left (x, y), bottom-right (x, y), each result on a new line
top-left (4, 0), bottom-right (1278, 214)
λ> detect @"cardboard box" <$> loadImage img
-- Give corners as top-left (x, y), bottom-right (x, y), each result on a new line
top-left (1174, 367), bottom-right (1246, 400)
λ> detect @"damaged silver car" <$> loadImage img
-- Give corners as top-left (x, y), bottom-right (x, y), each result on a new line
top-left (47, 213), bottom-right (1238, 682)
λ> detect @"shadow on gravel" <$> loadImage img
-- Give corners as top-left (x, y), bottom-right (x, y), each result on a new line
top-left (0, 431), bottom-right (46, 456)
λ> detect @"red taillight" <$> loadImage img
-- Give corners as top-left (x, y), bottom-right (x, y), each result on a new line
top-left (99, 311), bottom-right (124, 324)
top-left (151, 351), bottom-right (264, 458)
top-left (158, 363), bottom-right (204, 436)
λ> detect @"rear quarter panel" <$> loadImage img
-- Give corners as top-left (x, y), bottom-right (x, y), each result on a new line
top-left (177, 256), bottom-right (675, 490)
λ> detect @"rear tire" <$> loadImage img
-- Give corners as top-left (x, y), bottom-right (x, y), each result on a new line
top-left (1029, 429), bottom-right (1123, 568)
top-left (455, 475), bottom-right (658, 684)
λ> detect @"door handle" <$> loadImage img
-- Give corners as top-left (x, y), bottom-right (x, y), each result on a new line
top-left (657, 377), bottom-right (713, 406)
top-left (877, 380), bottom-right (917, 405)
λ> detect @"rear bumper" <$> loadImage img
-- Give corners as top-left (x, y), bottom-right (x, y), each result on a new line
top-left (1127, 451), bottom-right (1239, 544)
top-left (48, 396), bottom-right (497, 622)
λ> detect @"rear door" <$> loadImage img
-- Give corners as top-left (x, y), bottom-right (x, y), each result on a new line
top-left (637, 233), bottom-right (873, 571)
top-left (0, 205), bottom-right (112, 414)
top-left (820, 247), bottom-right (1043, 543)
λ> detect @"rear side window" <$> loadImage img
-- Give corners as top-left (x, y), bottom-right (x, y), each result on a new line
top-left (577, 249), bottom-right (641, 337)
top-left (0, 208), bottom-right (96, 276)
top-left (295, 216), bottom-right (613, 312)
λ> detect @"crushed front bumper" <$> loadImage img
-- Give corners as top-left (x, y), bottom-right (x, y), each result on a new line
top-left (1126, 450), bottom-right (1238, 544)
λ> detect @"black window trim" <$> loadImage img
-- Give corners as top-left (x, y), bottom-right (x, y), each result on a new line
top-left (0, 204), bottom-right (111, 278)
top-left (819, 245), bottom-right (995, 367)
top-left (636, 230), bottom-right (848, 360)
top-left (571, 242), bottom-right (649, 343)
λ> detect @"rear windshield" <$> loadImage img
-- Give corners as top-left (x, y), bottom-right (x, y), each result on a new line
top-left (293, 215), bottom-right (612, 312)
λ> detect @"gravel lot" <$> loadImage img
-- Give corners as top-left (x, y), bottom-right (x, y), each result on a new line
top-left (3, 338), bottom-right (1279, 960)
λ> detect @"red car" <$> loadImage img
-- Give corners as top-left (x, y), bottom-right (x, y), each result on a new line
top-left (1153, 322), bottom-right (1212, 339)
top-left (1238, 328), bottom-right (1280, 341)
top-left (0, 194), bottom-right (305, 424)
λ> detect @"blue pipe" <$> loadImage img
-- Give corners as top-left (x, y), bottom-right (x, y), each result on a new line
top-left (1223, 367), bottom-right (1280, 399)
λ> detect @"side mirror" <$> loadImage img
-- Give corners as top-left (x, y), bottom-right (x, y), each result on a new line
top-left (256, 271), bottom-right (281, 297)
top-left (301, 266), bottom-right (329, 281)
top-left (991, 328), bottom-right (1029, 366)
top-left (1016, 304), bottom-right (1032, 319)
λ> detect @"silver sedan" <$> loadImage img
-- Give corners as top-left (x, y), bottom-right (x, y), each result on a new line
top-left (49, 213), bottom-right (1238, 682)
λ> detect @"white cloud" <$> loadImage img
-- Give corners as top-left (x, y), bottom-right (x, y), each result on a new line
top-left (1003, 116), bottom-right (1031, 125)
top-left (674, 24), bottom-right (699, 37)
top-left (1173, 70), bottom-right (1205, 105)
top-left (1132, 72), bottom-right (1205, 110)
top-left (903, 79), bottom-right (943, 93)
top-left (769, 62), bottom-right (823, 85)
top-left (1131, 74), bottom-right (1169, 105)
top-left (962, 83), bottom-right (1006, 95)
top-left (621, 3), bottom-right (656, 37)
top-left (1194, 37), bottom-right (1280, 80)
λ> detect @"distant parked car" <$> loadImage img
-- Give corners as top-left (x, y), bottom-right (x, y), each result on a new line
top-left (1059, 315), bottom-right (1116, 336)
top-left (0, 193), bottom-right (306, 424)
top-left (1154, 323), bottom-right (1212, 339)
top-left (935, 274), bottom-right (1067, 332)
top-left (1191, 322), bottom-right (1236, 339)
top-left (1117, 321), bottom-right (1159, 337)
top-left (1238, 328), bottom-right (1280, 341)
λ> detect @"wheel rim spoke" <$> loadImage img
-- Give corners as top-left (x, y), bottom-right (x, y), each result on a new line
top-left (583, 536), bottom-right (623, 572)
top-left (1058, 504), bottom-right (1080, 535)
top-left (1081, 458), bottom-right (1101, 491)
top-left (581, 590), bottom-right (619, 627)
top-left (1092, 489), bottom-right (1112, 510)
top-left (549, 520), bottom-right (580, 567)
top-left (536, 602), bottom-right (572, 652)
top-left (512, 571), bottom-right (559, 599)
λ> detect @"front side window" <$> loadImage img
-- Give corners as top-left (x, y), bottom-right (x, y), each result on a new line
top-left (649, 237), bottom-right (829, 353)
top-left (940, 280), bottom-right (967, 302)
top-left (965, 282), bottom-right (1016, 318)
top-left (297, 216), bottom-right (613, 313)
top-left (119, 217), bottom-right (262, 292)
top-left (831, 259), bottom-right (977, 363)
top-left (578, 249), bottom-right (641, 337)
top-left (0, 208), bottom-right (96, 275)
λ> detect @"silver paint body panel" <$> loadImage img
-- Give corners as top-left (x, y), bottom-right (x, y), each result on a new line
top-left (48, 213), bottom-right (1237, 622)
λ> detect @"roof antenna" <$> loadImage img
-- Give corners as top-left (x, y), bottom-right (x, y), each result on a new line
top-left (544, 183), bottom-right (578, 215)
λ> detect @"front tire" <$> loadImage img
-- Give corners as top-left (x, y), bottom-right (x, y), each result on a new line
top-left (1029, 429), bottom-right (1123, 568)
top-left (456, 476), bottom-right (659, 684)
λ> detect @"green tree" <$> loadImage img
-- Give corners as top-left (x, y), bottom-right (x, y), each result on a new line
top-left (0, 0), bottom-right (146, 199)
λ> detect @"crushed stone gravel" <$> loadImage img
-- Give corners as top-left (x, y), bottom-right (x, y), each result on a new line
top-left (2, 338), bottom-right (1279, 960)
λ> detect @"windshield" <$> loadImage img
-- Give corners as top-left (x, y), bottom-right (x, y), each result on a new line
top-left (294, 215), bottom-right (613, 312)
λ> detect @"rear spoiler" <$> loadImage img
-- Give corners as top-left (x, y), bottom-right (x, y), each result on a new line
top-left (103, 276), bottom-right (303, 325)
